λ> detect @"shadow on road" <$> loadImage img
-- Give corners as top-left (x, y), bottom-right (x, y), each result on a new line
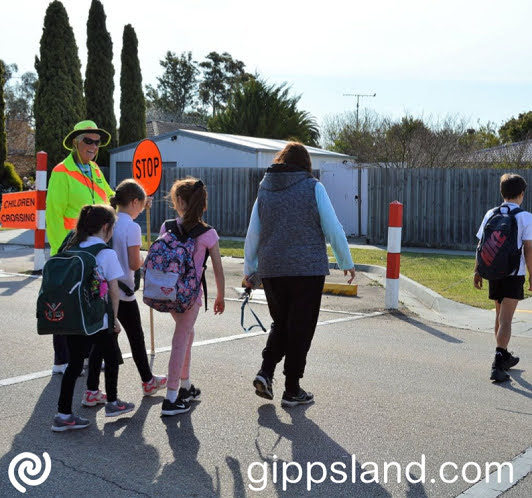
top-left (253, 403), bottom-right (396, 496)
top-left (0, 275), bottom-right (38, 296)
top-left (494, 369), bottom-right (532, 401)
top-left (391, 311), bottom-right (463, 344)
top-left (0, 376), bottom-right (161, 496)
top-left (158, 403), bottom-right (221, 496)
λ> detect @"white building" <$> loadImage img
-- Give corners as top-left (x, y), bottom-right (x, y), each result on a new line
top-left (109, 130), bottom-right (367, 236)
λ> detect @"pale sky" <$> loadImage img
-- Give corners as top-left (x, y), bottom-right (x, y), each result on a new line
top-left (2, 0), bottom-right (532, 133)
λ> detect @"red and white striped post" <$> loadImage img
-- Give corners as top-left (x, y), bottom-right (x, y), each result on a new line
top-left (34, 151), bottom-right (48, 272)
top-left (385, 201), bottom-right (403, 309)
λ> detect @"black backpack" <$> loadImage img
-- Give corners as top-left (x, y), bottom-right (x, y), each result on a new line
top-left (476, 205), bottom-right (523, 280)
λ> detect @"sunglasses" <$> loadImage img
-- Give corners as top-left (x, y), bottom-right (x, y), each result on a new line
top-left (82, 137), bottom-right (101, 146)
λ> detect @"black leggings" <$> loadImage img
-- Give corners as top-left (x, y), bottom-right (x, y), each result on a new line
top-left (57, 332), bottom-right (120, 414)
top-left (89, 300), bottom-right (153, 384)
top-left (118, 300), bottom-right (152, 382)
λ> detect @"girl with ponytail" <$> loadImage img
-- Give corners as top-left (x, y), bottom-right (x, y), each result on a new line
top-left (159, 177), bottom-right (225, 416)
top-left (52, 205), bottom-right (135, 432)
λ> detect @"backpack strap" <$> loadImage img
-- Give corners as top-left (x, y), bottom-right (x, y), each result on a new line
top-left (188, 224), bottom-right (212, 312)
top-left (499, 204), bottom-right (523, 216)
top-left (164, 219), bottom-right (179, 235)
top-left (68, 243), bottom-right (109, 257)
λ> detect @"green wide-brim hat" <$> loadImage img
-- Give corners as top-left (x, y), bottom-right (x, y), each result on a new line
top-left (63, 120), bottom-right (111, 151)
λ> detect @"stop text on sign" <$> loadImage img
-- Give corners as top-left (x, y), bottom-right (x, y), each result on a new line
top-left (132, 139), bottom-right (163, 196)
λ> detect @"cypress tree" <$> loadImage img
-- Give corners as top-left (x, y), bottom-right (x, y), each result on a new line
top-left (34, 0), bottom-right (85, 175)
top-left (0, 60), bottom-right (7, 167)
top-left (119, 24), bottom-right (146, 146)
top-left (85, 0), bottom-right (116, 167)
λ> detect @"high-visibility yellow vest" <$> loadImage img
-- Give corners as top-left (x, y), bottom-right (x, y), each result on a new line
top-left (46, 154), bottom-right (114, 255)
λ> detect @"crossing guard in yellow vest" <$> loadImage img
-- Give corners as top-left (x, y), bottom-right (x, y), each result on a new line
top-left (46, 120), bottom-right (114, 256)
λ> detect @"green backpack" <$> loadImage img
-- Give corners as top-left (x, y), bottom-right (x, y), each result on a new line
top-left (36, 243), bottom-right (113, 336)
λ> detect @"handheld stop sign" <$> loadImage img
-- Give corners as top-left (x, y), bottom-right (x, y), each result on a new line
top-left (132, 139), bottom-right (162, 196)
top-left (132, 139), bottom-right (163, 355)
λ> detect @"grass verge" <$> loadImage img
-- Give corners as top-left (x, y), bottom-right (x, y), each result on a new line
top-left (141, 238), bottom-right (532, 309)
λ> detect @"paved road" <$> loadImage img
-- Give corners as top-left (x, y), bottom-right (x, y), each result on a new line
top-left (0, 254), bottom-right (531, 497)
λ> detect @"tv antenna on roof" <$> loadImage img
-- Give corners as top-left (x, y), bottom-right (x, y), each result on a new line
top-left (343, 93), bottom-right (376, 129)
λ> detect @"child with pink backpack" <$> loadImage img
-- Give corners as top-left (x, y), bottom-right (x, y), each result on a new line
top-left (143, 177), bottom-right (225, 416)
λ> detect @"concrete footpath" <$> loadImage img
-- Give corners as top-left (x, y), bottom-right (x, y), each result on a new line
top-left (2, 228), bottom-right (532, 339)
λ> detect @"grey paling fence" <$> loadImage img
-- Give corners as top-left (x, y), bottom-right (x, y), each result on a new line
top-left (367, 168), bottom-right (532, 250)
top-left (147, 167), bottom-right (267, 236)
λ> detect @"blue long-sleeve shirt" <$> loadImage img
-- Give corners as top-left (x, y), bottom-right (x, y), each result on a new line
top-left (244, 181), bottom-right (354, 275)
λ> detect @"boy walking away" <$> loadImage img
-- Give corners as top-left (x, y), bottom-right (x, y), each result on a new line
top-left (474, 173), bottom-right (532, 382)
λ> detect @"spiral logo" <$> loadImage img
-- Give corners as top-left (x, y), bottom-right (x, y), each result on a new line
top-left (8, 452), bottom-right (52, 493)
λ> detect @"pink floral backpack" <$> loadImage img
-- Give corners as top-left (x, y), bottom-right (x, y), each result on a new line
top-left (143, 220), bottom-right (211, 312)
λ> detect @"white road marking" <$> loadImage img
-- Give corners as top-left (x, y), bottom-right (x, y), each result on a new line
top-left (0, 311), bottom-right (382, 387)
top-left (456, 447), bottom-right (532, 497)
top-left (0, 271), bottom-right (40, 279)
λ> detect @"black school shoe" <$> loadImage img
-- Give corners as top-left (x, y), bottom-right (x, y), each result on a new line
top-left (253, 373), bottom-right (274, 400)
top-left (161, 398), bottom-right (191, 416)
top-left (490, 352), bottom-right (511, 382)
top-left (281, 388), bottom-right (314, 407)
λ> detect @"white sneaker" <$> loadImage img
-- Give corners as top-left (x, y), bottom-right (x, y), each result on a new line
top-left (52, 364), bottom-right (68, 375)
top-left (81, 389), bottom-right (107, 407)
top-left (142, 375), bottom-right (168, 396)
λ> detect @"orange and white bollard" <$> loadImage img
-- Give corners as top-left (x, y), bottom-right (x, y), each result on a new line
top-left (34, 151), bottom-right (47, 272)
top-left (385, 201), bottom-right (403, 309)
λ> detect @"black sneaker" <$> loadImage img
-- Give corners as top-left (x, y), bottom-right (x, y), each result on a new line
top-left (253, 373), bottom-right (273, 400)
top-left (178, 385), bottom-right (201, 402)
top-left (281, 388), bottom-right (314, 407)
top-left (490, 367), bottom-right (510, 382)
top-left (491, 350), bottom-right (519, 372)
top-left (161, 398), bottom-right (191, 416)
top-left (501, 351), bottom-right (520, 370)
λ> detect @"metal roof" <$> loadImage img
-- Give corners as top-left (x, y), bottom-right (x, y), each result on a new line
top-left (110, 129), bottom-right (352, 159)
top-left (466, 140), bottom-right (532, 163)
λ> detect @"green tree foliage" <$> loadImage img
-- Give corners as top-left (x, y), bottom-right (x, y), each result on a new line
top-left (199, 52), bottom-right (252, 117)
top-left (499, 111), bottom-right (532, 143)
top-left (208, 78), bottom-right (320, 146)
top-left (0, 162), bottom-right (23, 191)
top-left (322, 110), bottom-right (493, 168)
top-left (146, 51), bottom-right (199, 121)
top-left (119, 24), bottom-right (146, 146)
top-left (3, 63), bottom-right (37, 124)
top-left (0, 60), bottom-right (7, 167)
top-left (85, 0), bottom-right (116, 166)
top-left (34, 0), bottom-right (85, 174)
top-left (461, 122), bottom-right (501, 150)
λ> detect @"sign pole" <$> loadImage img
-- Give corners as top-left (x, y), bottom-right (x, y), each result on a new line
top-left (132, 139), bottom-right (163, 358)
top-left (146, 205), bottom-right (155, 355)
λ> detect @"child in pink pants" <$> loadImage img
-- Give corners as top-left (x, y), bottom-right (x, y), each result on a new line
top-left (160, 178), bottom-right (225, 416)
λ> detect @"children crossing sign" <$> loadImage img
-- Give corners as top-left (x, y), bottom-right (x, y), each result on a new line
top-left (0, 191), bottom-right (37, 229)
top-left (132, 139), bottom-right (162, 196)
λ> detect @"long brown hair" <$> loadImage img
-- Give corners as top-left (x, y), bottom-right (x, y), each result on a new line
top-left (69, 204), bottom-right (116, 246)
top-left (168, 177), bottom-right (208, 232)
top-left (273, 142), bottom-right (312, 173)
